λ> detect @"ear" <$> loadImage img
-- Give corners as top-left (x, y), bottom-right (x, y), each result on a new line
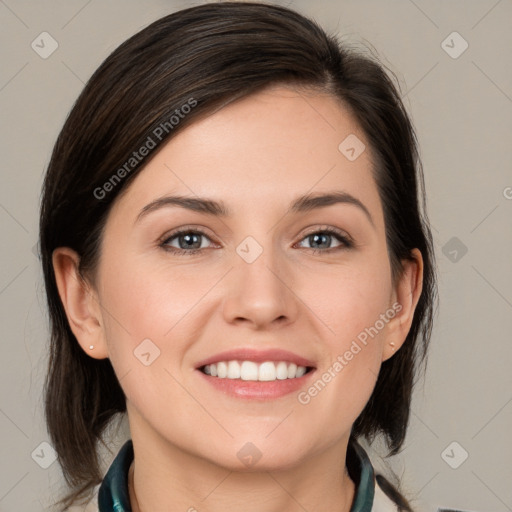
top-left (52, 247), bottom-right (108, 359)
top-left (382, 248), bottom-right (423, 362)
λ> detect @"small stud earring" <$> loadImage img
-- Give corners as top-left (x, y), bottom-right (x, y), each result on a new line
top-left (89, 345), bottom-right (94, 350)
top-left (389, 342), bottom-right (396, 350)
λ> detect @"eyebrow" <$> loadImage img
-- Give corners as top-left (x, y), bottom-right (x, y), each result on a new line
top-left (136, 191), bottom-right (375, 228)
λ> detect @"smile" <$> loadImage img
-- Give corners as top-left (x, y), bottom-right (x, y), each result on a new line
top-left (201, 360), bottom-right (312, 381)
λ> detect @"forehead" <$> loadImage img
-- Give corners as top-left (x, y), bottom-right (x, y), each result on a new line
top-left (109, 85), bottom-right (383, 225)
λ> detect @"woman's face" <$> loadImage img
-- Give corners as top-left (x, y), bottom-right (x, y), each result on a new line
top-left (81, 86), bottom-right (420, 470)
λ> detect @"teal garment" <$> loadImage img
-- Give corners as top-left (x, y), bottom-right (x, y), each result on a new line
top-left (98, 440), bottom-right (133, 512)
top-left (98, 438), bottom-right (375, 512)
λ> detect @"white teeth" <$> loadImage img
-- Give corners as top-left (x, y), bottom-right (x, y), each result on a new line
top-left (258, 361), bottom-right (276, 381)
top-left (287, 362), bottom-right (297, 378)
top-left (202, 361), bottom-right (309, 381)
top-left (227, 361), bottom-right (241, 379)
top-left (275, 361), bottom-right (288, 380)
top-left (217, 361), bottom-right (227, 378)
top-left (240, 361), bottom-right (258, 381)
top-left (295, 366), bottom-right (306, 377)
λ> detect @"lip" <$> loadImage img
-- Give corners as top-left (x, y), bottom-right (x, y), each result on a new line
top-left (197, 368), bottom-right (316, 400)
top-left (195, 348), bottom-right (316, 369)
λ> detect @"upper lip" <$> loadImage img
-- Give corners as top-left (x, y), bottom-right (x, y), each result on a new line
top-left (195, 348), bottom-right (316, 369)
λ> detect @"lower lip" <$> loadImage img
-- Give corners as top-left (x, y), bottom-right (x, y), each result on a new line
top-left (196, 369), bottom-right (316, 400)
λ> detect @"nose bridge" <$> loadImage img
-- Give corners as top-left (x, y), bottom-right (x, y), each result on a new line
top-left (222, 231), bottom-right (296, 326)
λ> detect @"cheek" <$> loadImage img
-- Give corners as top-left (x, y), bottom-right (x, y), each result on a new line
top-left (296, 255), bottom-right (392, 415)
top-left (298, 309), bottom-right (386, 441)
top-left (101, 254), bottom-right (211, 340)
top-left (97, 254), bottom-right (225, 398)
top-left (302, 256), bottom-right (392, 344)
top-left (97, 259), bottom-right (203, 417)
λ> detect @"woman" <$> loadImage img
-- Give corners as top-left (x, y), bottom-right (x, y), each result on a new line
top-left (40, 2), bottom-right (437, 511)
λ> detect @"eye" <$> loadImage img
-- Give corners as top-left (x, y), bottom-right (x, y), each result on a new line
top-left (296, 227), bottom-right (353, 254)
top-left (160, 227), bottom-right (214, 255)
top-left (159, 226), bottom-right (354, 256)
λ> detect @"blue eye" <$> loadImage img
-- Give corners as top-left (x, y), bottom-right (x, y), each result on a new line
top-left (160, 228), bottom-right (212, 255)
top-left (160, 227), bottom-right (353, 256)
top-left (296, 228), bottom-right (353, 254)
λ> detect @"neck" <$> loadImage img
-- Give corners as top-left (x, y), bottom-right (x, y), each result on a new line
top-left (127, 439), bottom-right (356, 512)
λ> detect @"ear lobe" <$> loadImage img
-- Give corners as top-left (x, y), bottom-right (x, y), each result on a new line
top-left (382, 248), bottom-right (424, 362)
top-left (52, 247), bottom-right (108, 359)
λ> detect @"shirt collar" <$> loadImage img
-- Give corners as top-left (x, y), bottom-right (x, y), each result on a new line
top-left (98, 437), bottom-right (375, 512)
top-left (98, 440), bottom-right (133, 512)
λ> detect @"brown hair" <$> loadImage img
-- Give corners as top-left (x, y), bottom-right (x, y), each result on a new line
top-left (39, 2), bottom-right (437, 509)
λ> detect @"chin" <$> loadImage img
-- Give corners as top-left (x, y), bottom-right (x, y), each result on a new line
top-left (202, 437), bottom-right (313, 473)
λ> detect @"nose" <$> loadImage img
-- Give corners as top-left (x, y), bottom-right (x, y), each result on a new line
top-left (221, 241), bottom-right (299, 330)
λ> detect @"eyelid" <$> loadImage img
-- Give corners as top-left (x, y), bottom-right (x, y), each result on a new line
top-left (294, 225), bottom-right (354, 252)
top-left (299, 224), bottom-right (353, 243)
top-left (159, 225), bottom-right (218, 246)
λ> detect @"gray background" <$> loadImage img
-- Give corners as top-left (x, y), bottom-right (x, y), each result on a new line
top-left (1, 0), bottom-right (511, 510)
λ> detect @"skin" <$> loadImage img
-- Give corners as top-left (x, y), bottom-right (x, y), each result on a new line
top-left (53, 85), bottom-right (423, 512)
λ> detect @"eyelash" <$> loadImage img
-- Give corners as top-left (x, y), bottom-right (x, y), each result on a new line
top-left (159, 226), bottom-right (354, 256)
